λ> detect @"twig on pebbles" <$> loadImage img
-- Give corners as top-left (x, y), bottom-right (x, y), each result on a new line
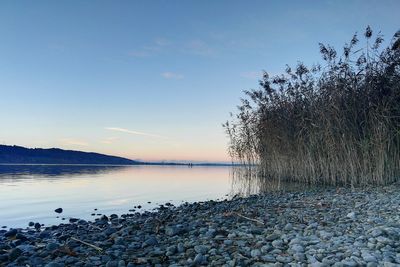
top-left (225, 212), bottom-right (265, 225)
top-left (89, 225), bottom-right (104, 231)
top-left (70, 237), bottom-right (103, 252)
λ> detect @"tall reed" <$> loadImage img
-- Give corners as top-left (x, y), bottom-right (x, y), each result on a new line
top-left (224, 27), bottom-right (400, 186)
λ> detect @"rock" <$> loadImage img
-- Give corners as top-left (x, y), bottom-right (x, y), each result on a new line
top-left (28, 221), bottom-right (35, 227)
top-left (15, 233), bottom-right (28, 241)
top-left (192, 253), bottom-right (205, 265)
top-left (54, 208), bottom-right (63, 213)
top-left (284, 223), bottom-right (293, 231)
top-left (223, 239), bottom-right (233, 245)
top-left (319, 230), bottom-right (333, 240)
top-left (142, 236), bottom-right (158, 247)
top-left (261, 255), bottom-right (276, 262)
top-left (206, 228), bottom-right (217, 237)
top-left (165, 224), bottom-right (186, 236)
top-left (166, 245), bottom-right (176, 255)
top-left (0, 255), bottom-right (8, 262)
top-left (362, 253), bottom-right (377, 262)
top-left (4, 229), bottom-right (17, 238)
top-left (276, 255), bottom-right (293, 263)
top-left (106, 261), bottom-right (119, 267)
top-left (45, 262), bottom-right (64, 267)
top-left (250, 249), bottom-right (261, 258)
top-left (16, 244), bottom-right (35, 253)
top-left (346, 212), bottom-right (356, 219)
top-left (100, 215), bottom-right (109, 221)
top-left (369, 228), bottom-right (384, 237)
top-left (194, 245), bottom-right (208, 254)
top-left (69, 218), bottom-right (79, 223)
top-left (272, 239), bottom-right (284, 248)
top-left (266, 233), bottom-right (280, 241)
top-left (77, 219), bottom-right (87, 225)
top-left (289, 244), bottom-right (305, 254)
top-left (46, 242), bottom-right (59, 251)
top-left (177, 243), bottom-right (185, 253)
top-left (8, 248), bottom-right (22, 261)
top-left (293, 253), bottom-right (306, 262)
top-left (45, 263), bottom-right (63, 267)
top-left (341, 259), bottom-right (357, 267)
top-left (34, 222), bottom-right (41, 230)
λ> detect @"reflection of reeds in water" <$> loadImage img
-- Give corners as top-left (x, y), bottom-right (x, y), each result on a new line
top-left (230, 167), bottom-right (317, 197)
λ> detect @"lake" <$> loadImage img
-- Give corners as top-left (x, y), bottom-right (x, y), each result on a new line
top-left (0, 165), bottom-right (240, 228)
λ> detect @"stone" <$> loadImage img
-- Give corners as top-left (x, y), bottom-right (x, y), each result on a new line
top-left (194, 245), bottom-right (208, 254)
top-left (346, 212), bottom-right (356, 220)
top-left (272, 239), bottom-right (284, 248)
top-left (106, 261), bottom-right (119, 267)
top-left (45, 263), bottom-right (63, 267)
top-left (4, 229), bottom-right (17, 237)
top-left (193, 253), bottom-right (205, 265)
top-left (34, 222), bottom-right (41, 230)
top-left (276, 255), bottom-right (292, 263)
top-left (142, 236), bottom-right (158, 247)
top-left (69, 218), bottom-right (79, 223)
top-left (46, 242), bottom-right (59, 251)
top-left (54, 208), bottom-right (63, 213)
top-left (165, 224), bottom-right (186, 236)
top-left (250, 249), bottom-right (261, 258)
top-left (266, 233), bottom-right (280, 241)
top-left (8, 248), bottom-right (22, 261)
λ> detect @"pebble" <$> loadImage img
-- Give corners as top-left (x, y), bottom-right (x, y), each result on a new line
top-left (54, 208), bottom-right (63, 213)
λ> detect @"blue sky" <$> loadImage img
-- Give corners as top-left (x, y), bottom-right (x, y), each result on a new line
top-left (0, 0), bottom-right (399, 161)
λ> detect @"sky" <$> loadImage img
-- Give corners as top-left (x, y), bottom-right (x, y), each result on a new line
top-left (0, 0), bottom-right (399, 162)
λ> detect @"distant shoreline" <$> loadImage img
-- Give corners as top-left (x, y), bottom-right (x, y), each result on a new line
top-left (0, 145), bottom-right (237, 167)
top-left (0, 162), bottom-right (238, 167)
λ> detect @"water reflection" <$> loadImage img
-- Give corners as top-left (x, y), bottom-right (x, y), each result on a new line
top-left (0, 164), bottom-right (127, 180)
top-left (0, 165), bottom-right (232, 228)
top-left (230, 166), bottom-right (316, 196)
top-left (0, 164), bottom-right (315, 228)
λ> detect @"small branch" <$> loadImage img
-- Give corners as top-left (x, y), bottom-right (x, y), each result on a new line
top-left (230, 212), bottom-right (265, 225)
top-left (89, 225), bottom-right (104, 231)
top-left (71, 237), bottom-right (103, 252)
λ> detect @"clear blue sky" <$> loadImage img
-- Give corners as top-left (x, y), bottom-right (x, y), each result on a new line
top-left (0, 0), bottom-right (398, 161)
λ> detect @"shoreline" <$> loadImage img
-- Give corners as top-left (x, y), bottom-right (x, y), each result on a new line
top-left (1, 184), bottom-right (400, 266)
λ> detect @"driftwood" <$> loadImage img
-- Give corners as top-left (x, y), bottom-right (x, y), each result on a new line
top-left (89, 225), bottom-right (104, 231)
top-left (225, 212), bottom-right (265, 225)
top-left (70, 237), bottom-right (103, 252)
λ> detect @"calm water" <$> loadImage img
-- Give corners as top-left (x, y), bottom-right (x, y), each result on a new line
top-left (0, 165), bottom-right (237, 228)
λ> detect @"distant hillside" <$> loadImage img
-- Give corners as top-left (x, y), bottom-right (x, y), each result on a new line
top-left (0, 145), bottom-right (140, 165)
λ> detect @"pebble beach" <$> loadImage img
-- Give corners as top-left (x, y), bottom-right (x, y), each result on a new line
top-left (1, 183), bottom-right (400, 267)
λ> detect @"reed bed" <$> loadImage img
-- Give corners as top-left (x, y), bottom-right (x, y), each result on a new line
top-left (224, 27), bottom-right (400, 186)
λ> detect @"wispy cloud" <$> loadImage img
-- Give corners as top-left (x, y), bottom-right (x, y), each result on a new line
top-left (161, 72), bottom-right (184, 80)
top-left (184, 40), bottom-right (215, 56)
top-left (240, 71), bottom-right (262, 79)
top-left (60, 138), bottom-right (89, 146)
top-left (100, 137), bottom-right (119, 144)
top-left (128, 38), bottom-right (216, 58)
top-left (128, 37), bottom-right (172, 58)
top-left (154, 38), bottom-right (171, 46)
top-left (105, 127), bottom-right (168, 139)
